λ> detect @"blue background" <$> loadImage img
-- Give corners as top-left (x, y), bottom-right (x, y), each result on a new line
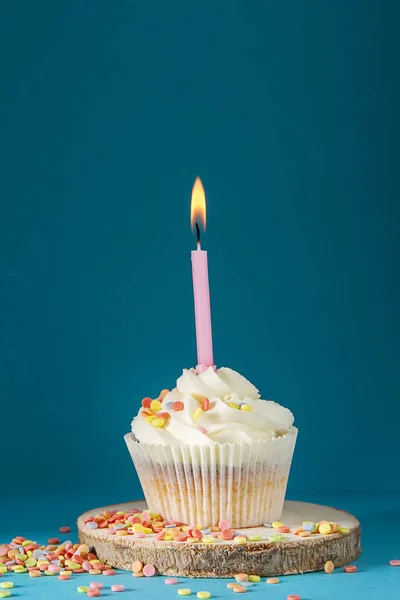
top-left (1, 0), bottom-right (399, 522)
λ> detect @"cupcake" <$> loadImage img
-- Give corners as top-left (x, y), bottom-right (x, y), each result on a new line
top-left (124, 367), bottom-right (297, 528)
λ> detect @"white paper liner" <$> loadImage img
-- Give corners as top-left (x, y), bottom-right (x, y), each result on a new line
top-left (124, 429), bottom-right (297, 528)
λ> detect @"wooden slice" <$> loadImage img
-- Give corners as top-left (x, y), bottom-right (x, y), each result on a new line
top-left (78, 500), bottom-right (360, 578)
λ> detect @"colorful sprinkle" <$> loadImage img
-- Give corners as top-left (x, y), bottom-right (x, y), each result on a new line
top-left (287, 596), bottom-right (301, 600)
top-left (233, 536), bottom-right (247, 544)
top-left (248, 535), bottom-right (262, 541)
top-left (152, 418), bottom-right (165, 428)
top-left (165, 578), bottom-right (179, 584)
top-left (142, 397), bottom-right (152, 409)
top-left (197, 426), bottom-right (208, 434)
top-left (324, 560), bottom-right (335, 574)
top-left (239, 404), bottom-right (252, 411)
top-left (389, 560), bottom-right (400, 567)
top-left (218, 519), bottom-right (231, 530)
top-left (248, 575), bottom-right (260, 582)
top-left (319, 523), bottom-right (331, 535)
top-left (202, 398), bottom-right (210, 411)
top-left (0, 584), bottom-right (13, 590)
top-left (235, 574), bottom-right (248, 582)
top-left (197, 593), bottom-right (211, 599)
top-left (77, 586), bottom-right (90, 593)
top-left (150, 400), bottom-right (162, 412)
top-left (88, 590), bottom-right (101, 598)
top-left (160, 389), bottom-right (170, 399)
top-left (177, 589), bottom-right (192, 596)
top-left (172, 401), bottom-right (184, 411)
top-left (269, 534), bottom-right (285, 542)
top-left (103, 569), bottom-right (115, 576)
top-left (0, 592), bottom-right (11, 599)
top-left (193, 407), bottom-right (203, 419)
top-left (111, 584), bottom-right (125, 592)
top-left (90, 583), bottom-right (103, 590)
top-left (143, 564), bottom-right (156, 577)
top-left (232, 585), bottom-right (247, 593)
top-left (272, 521), bottom-right (284, 529)
top-left (266, 578), bottom-right (280, 584)
top-left (344, 565), bottom-right (357, 573)
top-left (59, 526), bottom-right (71, 534)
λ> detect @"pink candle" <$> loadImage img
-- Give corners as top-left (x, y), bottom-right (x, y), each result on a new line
top-left (190, 178), bottom-right (215, 373)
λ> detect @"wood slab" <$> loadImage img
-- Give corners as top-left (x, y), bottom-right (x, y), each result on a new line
top-left (78, 500), bottom-right (360, 578)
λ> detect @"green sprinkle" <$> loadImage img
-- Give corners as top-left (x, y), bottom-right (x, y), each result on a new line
top-left (0, 592), bottom-right (11, 599)
top-left (338, 527), bottom-right (350, 534)
top-left (248, 535), bottom-right (262, 541)
top-left (77, 586), bottom-right (90, 593)
top-left (269, 534), bottom-right (285, 542)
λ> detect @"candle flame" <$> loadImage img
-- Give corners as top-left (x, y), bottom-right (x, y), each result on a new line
top-left (190, 177), bottom-right (206, 232)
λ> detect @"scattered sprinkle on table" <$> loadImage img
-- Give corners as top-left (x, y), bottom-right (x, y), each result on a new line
top-left (0, 584), bottom-right (13, 590)
top-left (59, 526), bottom-right (71, 534)
top-left (324, 560), bottom-right (335, 574)
top-left (0, 592), bottom-right (11, 599)
top-left (232, 584), bottom-right (247, 593)
top-left (287, 595), bottom-right (301, 600)
top-left (266, 577), bottom-right (280, 584)
top-left (248, 575), bottom-right (260, 582)
top-left (90, 583), bottom-right (103, 590)
top-left (389, 560), bottom-right (400, 567)
top-left (132, 561), bottom-right (143, 573)
top-left (88, 590), bottom-right (101, 598)
top-left (103, 569), bottom-right (116, 576)
top-left (197, 593), bottom-right (211, 599)
top-left (177, 589), bottom-right (192, 596)
top-left (344, 565), bottom-right (357, 573)
top-left (111, 584), bottom-right (125, 592)
top-left (165, 578), bottom-right (179, 585)
top-left (143, 564), bottom-right (156, 577)
top-left (77, 585), bottom-right (90, 593)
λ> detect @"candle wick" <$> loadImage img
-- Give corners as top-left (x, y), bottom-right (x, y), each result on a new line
top-left (196, 222), bottom-right (201, 250)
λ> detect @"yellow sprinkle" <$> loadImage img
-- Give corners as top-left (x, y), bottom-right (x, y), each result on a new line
top-left (233, 536), bottom-right (247, 544)
top-left (163, 535), bottom-right (174, 541)
top-left (228, 402), bottom-right (240, 409)
top-left (90, 560), bottom-right (101, 564)
top-left (152, 418), bottom-right (165, 427)
top-left (324, 560), bottom-right (335, 574)
top-left (150, 399), bottom-right (162, 412)
top-left (338, 526), bottom-right (350, 534)
top-left (248, 575), bottom-right (260, 582)
top-left (143, 527), bottom-right (152, 534)
top-left (240, 404), bottom-right (252, 411)
top-left (61, 571), bottom-right (72, 576)
top-left (272, 521), bottom-right (284, 529)
top-left (319, 523), bottom-right (332, 535)
top-left (132, 523), bottom-right (145, 533)
top-left (0, 584), bottom-right (13, 590)
top-left (193, 407), bottom-right (203, 419)
top-left (202, 536), bottom-right (215, 544)
top-left (197, 593), bottom-right (211, 599)
top-left (145, 415), bottom-right (157, 423)
top-left (187, 538), bottom-right (199, 544)
top-left (178, 589), bottom-right (192, 596)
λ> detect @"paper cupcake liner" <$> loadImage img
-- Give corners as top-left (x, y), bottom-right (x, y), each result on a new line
top-left (124, 429), bottom-right (297, 528)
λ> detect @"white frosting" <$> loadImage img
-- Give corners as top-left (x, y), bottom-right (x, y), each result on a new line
top-left (131, 367), bottom-right (295, 447)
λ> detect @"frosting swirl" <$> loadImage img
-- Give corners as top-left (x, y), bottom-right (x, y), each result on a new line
top-left (131, 367), bottom-right (294, 446)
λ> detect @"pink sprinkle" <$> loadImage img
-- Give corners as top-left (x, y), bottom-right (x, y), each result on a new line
top-left (47, 564), bottom-right (60, 573)
top-left (141, 511), bottom-right (151, 522)
top-left (143, 564), bottom-right (156, 577)
top-left (197, 426), bottom-right (208, 434)
top-left (134, 533), bottom-right (146, 539)
top-left (82, 561), bottom-right (92, 572)
top-left (90, 583), bottom-right (103, 590)
top-left (111, 584), bottom-right (124, 592)
top-left (155, 531), bottom-right (165, 541)
top-left (212, 532), bottom-right (219, 538)
top-left (0, 548), bottom-right (7, 557)
top-left (103, 569), bottom-right (116, 576)
top-left (88, 590), bottom-right (100, 598)
top-left (165, 578), bottom-right (178, 585)
top-left (389, 560), bottom-right (400, 567)
top-left (218, 519), bottom-right (231, 530)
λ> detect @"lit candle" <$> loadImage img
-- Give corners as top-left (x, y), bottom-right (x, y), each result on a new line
top-left (190, 177), bottom-right (215, 373)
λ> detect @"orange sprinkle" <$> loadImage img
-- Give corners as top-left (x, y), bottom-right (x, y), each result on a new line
top-left (298, 531), bottom-right (311, 538)
top-left (235, 574), bottom-right (248, 582)
top-left (292, 528), bottom-right (303, 535)
top-left (202, 398), bottom-right (210, 411)
top-left (132, 561), bottom-right (143, 574)
top-left (344, 565), bottom-right (357, 573)
top-left (172, 401), bottom-right (184, 411)
top-left (277, 526), bottom-right (291, 533)
top-left (142, 397), bottom-right (152, 409)
top-left (233, 585), bottom-right (247, 593)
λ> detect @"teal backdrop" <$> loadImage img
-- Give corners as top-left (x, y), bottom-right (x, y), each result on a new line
top-left (1, 0), bottom-right (399, 519)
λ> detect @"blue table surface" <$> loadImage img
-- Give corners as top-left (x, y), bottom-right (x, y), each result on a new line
top-left (1, 492), bottom-right (399, 600)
